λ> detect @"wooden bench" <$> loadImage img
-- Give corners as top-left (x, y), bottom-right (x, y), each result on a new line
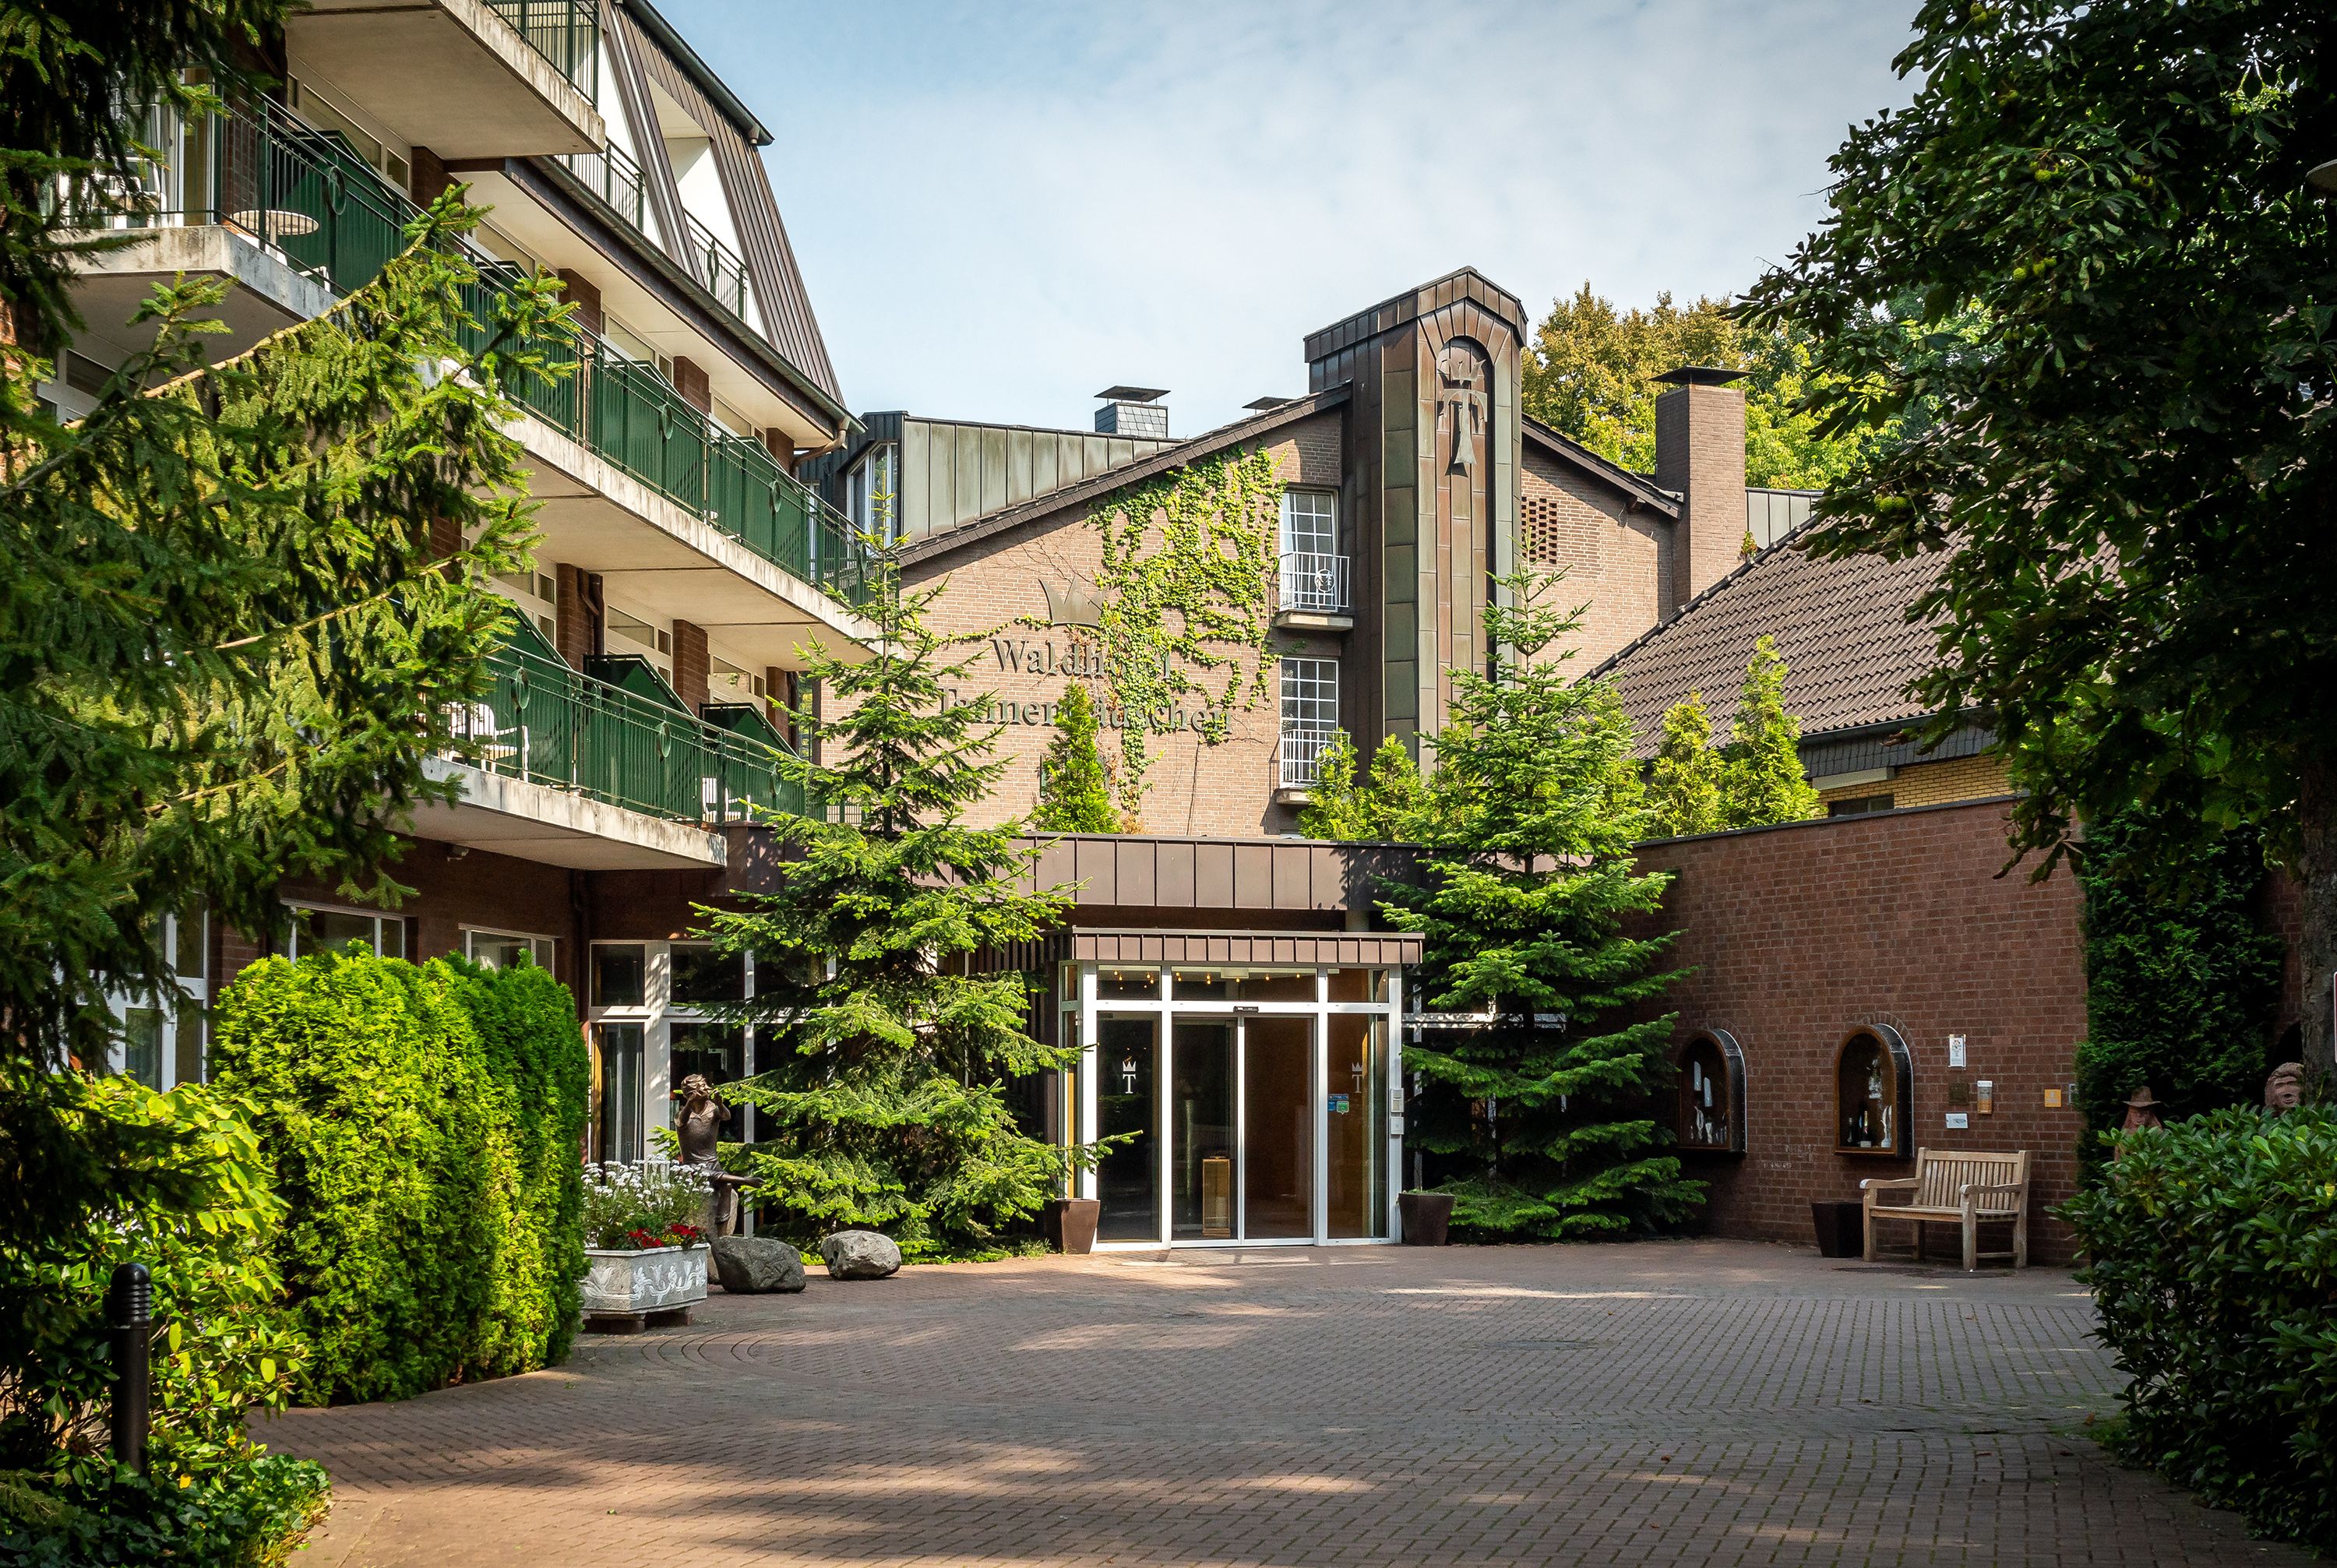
top-left (1861, 1148), bottom-right (2030, 1270)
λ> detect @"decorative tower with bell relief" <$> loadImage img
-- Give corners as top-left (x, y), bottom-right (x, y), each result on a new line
top-left (1304, 269), bottom-right (1527, 762)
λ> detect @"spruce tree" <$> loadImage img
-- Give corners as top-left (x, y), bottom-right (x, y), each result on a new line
top-left (1722, 636), bottom-right (1821, 827)
top-left (1391, 573), bottom-right (1699, 1239)
top-left (1361, 734), bottom-right (1432, 841)
top-left (1032, 682), bottom-right (1118, 833)
top-left (1298, 730), bottom-right (1368, 840)
top-left (1648, 693), bottom-right (1726, 837)
top-left (698, 566), bottom-right (1082, 1255)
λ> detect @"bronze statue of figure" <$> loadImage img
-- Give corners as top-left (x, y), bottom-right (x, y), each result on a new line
top-left (2113, 1085), bottom-right (2163, 1158)
top-left (675, 1073), bottom-right (729, 1166)
top-left (2265, 1062), bottom-right (2307, 1115)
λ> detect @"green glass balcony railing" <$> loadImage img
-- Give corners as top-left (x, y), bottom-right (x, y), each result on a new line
top-left (93, 94), bottom-right (873, 614)
top-left (483, 0), bottom-right (599, 103)
top-left (458, 634), bottom-right (811, 826)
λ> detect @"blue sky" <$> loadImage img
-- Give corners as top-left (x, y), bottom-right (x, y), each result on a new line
top-left (662, 1), bottom-right (1922, 439)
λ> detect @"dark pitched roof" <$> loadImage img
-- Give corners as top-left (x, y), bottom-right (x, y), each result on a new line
top-left (898, 386), bottom-right (1351, 568)
top-left (1521, 416), bottom-right (1680, 516)
top-left (1594, 527), bottom-right (1948, 756)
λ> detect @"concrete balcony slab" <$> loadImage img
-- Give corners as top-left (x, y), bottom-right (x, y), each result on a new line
top-left (289, 0), bottom-right (603, 157)
top-left (408, 759), bottom-right (724, 870)
top-left (64, 224), bottom-right (330, 367)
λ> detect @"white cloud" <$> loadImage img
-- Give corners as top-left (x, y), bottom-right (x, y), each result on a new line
top-left (662, 0), bottom-right (1919, 437)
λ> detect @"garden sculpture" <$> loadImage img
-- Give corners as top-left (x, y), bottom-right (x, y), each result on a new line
top-left (2264, 1061), bottom-right (2306, 1115)
top-left (2113, 1085), bottom-right (2163, 1158)
top-left (675, 1075), bottom-right (755, 1236)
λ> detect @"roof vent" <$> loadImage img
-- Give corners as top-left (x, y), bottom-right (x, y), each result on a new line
top-left (1243, 395), bottom-right (1294, 412)
top-left (1094, 386), bottom-right (1169, 439)
top-left (1652, 365), bottom-right (1748, 387)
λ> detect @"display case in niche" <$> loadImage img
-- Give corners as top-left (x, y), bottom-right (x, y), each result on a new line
top-left (1835, 1025), bottom-right (1913, 1157)
top-left (1676, 1029), bottom-right (1747, 1154)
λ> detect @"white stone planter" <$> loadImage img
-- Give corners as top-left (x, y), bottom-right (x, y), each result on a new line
top-left (580, 1243), bottom-right (707, 1321)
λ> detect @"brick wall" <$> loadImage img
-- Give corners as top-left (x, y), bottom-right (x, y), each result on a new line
top-left (1521, 444), bottom-right (1667, 668)
top-left (903, 416), bottom-right (1345, 837)
top-left (671, 619), bottom-right (709, 712)
top-left (1653, 381), bottom-right (1747, 609)
top-left (1635, 798), bottom-right (2089, 1263)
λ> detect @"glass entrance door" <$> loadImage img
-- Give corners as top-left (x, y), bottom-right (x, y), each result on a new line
top-left (1170, 1020), bottom-right (1235, 1239)
top-left (1243, 1016), bottom-right (1314, 1238)
top-left (1095, 1015), bottom-right (1160, 1242)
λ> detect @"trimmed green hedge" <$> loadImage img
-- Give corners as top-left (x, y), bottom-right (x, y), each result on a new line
top-left (2062, 1107), bottom-right (2337, 1554)
top-left (210, 950), bottom-right (587, 1403)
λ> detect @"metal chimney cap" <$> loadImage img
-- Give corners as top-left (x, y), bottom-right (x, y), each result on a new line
top-left (1654, 365), bottom-right (1748, 387)
top-left (1094, 386), bottom-right (1169, 403)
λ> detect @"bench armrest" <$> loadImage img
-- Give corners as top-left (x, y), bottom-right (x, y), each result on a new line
top-left (1962, 1182), bottom-right (2026, 1200)
top-left (1860, 1178), bottom-right (1919, 1193)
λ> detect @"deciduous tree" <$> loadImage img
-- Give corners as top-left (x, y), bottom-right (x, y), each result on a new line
top-left (1743, 0), bottom-right (2337, 1066)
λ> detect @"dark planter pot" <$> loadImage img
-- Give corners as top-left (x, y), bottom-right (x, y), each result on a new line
top-left (1812, 1200), bottom-right (1865, 1259)
top-left (1398, 1190), bottom-right (1454, 1246)
top-left (1042, 1197), bottom-right (1100, 1256)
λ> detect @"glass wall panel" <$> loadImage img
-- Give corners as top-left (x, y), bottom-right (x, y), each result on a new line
top-left (671, 943), bottom-right (746, 1004)
top-left (1327, 1014), bottom-right (1390, 1238)
top-left (1172, 1020), bottom-right (1236, 1239)
top-left (173, 1004), bottom-right (204, 1087)
top-left (1097, 967), bottom-right (1160, 1000)
top-left (596, 1021), bottom-right (645, 1163)
top-left (1096, 1015), bottom-right (1160, 1241)
top-left (1235, 971), bottom-right (1314, 1002)
top-left (1171, 970), bottom-right (1232, 1000)
top-left (593, 943), bottom-right (646, 1007)
top-left (1243, 1017), bottom-right (1313, 1238)
top-left (122, 1006), bottom-right (164, 1089)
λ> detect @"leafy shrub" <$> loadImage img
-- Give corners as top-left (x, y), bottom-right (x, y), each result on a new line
top-left (2061, 1107), bottom-right (2337, 1553)
top-left (580, 1161), bottom-right (710, 1248)
top-left (0, 1071), bottom-right (325, 1565)
top-left (2074, 812), bottom-right (2282, 1171)
top-left (209, 950), bottom-right (587, 1403)
top-left (441, 959), bottom-right (590, 1372)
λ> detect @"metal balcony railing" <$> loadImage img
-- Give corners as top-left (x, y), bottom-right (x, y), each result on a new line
top-left (682, 212), bottom-right (753, 323)
top-left (1278, 728), bottom-right (1337, 791)
top-left (78, 94), bottom-right (873, 614)
top-left (1278, 551), bottom-right (1350, 614)
top-left (558, 139), bottom-right (650, 234)
top-left (484, 0), bottom-right (600, 103)
top-left (452, 638), bottom-right (811, 825)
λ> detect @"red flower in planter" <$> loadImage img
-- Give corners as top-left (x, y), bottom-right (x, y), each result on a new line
top-left (665, 1223), bottom-right (703, 1243)
top-left (626, 1228), bottom-right (664, 1249)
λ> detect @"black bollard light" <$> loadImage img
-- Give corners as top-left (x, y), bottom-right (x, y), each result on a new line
top-left (106, 1261), bottom-right (152, 1476)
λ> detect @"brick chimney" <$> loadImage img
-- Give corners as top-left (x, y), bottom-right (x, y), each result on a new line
top-left (1653, 366), bottom-right (1747, 613)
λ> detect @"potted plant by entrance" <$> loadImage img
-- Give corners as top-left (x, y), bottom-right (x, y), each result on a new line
top-left (580, 1161), bottom-right (714, 1331)
top-left (1042, 1196), bottom-right (1100, 1254)
top-left (1398, 1189), bottom-right (1455, 1246)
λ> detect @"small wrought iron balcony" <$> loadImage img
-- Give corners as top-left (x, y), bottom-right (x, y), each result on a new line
top-left (449, 636), bottom-right (811, 826)
top-left (1278, 728), bottom-right (1337, 791)
top-left (1278, 551), bottom-right (1350, 615)
top-left (558, 139), bottom-right (650, 234)
top-left (552, 146), bottom-right (756, 328)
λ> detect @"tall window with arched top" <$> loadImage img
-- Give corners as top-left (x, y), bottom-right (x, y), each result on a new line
top-left (1836, 1027), bottom-right (1912, 1156)
top-left (1676, 1031), bottom-right (1746, 1153)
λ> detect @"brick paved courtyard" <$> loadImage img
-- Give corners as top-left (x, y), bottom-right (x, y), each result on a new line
top-left (269, 1240), bottom-right (2311, 1567)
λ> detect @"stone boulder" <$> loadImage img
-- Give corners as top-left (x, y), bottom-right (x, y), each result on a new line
top-left (820, 1229), bottom-right (902, 1281)
top-left (710, 1235), bottom-right (805, 1295)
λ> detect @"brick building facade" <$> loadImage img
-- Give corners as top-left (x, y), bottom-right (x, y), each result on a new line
top-left (1636, 798), bottom-right (2091, 1264)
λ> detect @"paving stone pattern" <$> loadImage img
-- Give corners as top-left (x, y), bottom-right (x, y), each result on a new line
top-left (269, 1241), bottom-right (2311, 1567)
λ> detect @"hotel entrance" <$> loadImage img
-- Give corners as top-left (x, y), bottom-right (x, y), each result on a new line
top-left (1066, 940), bottom-right (1406, 1246)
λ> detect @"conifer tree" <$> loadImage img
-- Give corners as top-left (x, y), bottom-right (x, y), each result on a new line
top-left (1722, 636), bottom-right (1821, 828)
top-left (1648, 693), bottom-right (1726, 837)
top-left (1298, 731), bottom-right (1369, 840)
top-left (1032, 682), bottom-right (1117, 833)
top-left (1391, 573), bottom-right (1699, 1239)
top-left (698, 566), bottom-right (1082, 1254)
top-left (1361, 734), bottom-right (1432, 841)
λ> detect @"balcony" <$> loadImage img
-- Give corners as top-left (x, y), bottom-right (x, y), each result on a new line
top-left (68, 97), bottom-right (872, 625)
top-left (1276, 551), bottom-right (1353, 630)
top-left (1277, 728), bottom-right (1336, 796)
top-left (552, 145), bottom-right (757, 337)
top-left (414, 630), bottom-right (813, 870)
top-left (288, 0), bottom-right (602, 157)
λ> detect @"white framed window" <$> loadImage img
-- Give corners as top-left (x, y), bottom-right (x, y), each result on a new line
top-left (464, 927), bottom-right (555, 971)
top-left (1281, 657), bottom-right (1339, 735)
top-left (1280, 489), bottom-right (1337, 557)
top-left (284, 900), bottom-right (407, 960)
top-left (113, 905), bottom-right (210, 1090)
top-left (586, 940), bottom-right (759, 1168)
top-left (1278, 658), bottom-right (1340, 790)
top-left (847, 443), bottom-right (897, 541)
top-left (605, 603), bottom-right (671, 665)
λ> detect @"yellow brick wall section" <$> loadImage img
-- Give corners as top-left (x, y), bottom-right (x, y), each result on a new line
top-left (1817, 750), bottom-right (2011, 812)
